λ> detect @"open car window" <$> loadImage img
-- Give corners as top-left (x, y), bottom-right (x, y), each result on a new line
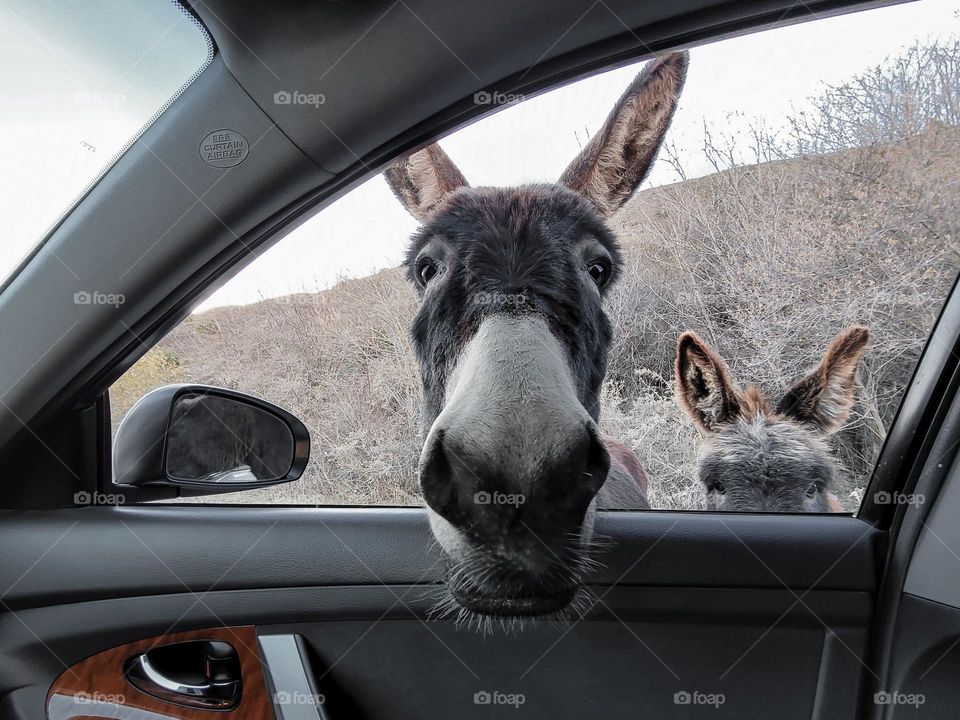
top-left (111, 0), bottom-right (960, 511)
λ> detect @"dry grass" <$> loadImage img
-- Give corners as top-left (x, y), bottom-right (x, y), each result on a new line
top-left (604, 122), bottom-right (960, 510)
top-left (112, 43), bottom-right (960, 509)
top-left (122, 271), bottom-right (425, 505)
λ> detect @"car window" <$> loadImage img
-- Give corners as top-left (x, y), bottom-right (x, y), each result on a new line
top-left (0, 0), bottom-right (212, 287)
top-left (112, 0), bottom-right (960, 510)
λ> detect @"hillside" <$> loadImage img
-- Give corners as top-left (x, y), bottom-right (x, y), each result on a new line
top-left (111, 120), bottom-right (960, 508)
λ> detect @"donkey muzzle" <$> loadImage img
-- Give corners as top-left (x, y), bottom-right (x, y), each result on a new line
top-left (418, 314), bottom-right (610, 611)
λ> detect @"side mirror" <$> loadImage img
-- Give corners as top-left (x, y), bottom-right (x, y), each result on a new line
top-left (114, 385), bottom-right (310, 496)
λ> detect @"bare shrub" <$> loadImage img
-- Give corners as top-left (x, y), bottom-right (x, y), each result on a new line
top-left (605, 42), bottom-right (960, 508)
top-left (112, 42), bottom-right (960, 511)
top-left (110, 347), bottom-right (183, 428)
top-left (149, 270), bottom-right (424, 505)
top-left (787, 41), bottom-right (960, 155)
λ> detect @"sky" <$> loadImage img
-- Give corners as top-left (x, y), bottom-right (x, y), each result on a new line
top-left (1, 0), bottom-right (958, 310)
top-left (0, 0), bottom-right (211, 278)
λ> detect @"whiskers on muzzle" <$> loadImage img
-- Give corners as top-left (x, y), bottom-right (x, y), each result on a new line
top-left (424, 532), bottom-right (610, 635)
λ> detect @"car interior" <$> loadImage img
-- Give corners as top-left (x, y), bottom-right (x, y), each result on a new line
top-left (1, 0), bottom-right (959, 718)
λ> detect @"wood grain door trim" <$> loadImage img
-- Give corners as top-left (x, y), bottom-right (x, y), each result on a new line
top-left (46, 626), bottom-right (274, 720)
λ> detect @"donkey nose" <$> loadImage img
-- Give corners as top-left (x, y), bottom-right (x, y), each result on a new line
top-left (418, 424), bottom-right (610, 531)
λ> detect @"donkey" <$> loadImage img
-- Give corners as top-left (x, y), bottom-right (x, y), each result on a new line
top-left (674, 326), bottom-right (870, 513)
top-left (383, 52), bottom-right (688, 621)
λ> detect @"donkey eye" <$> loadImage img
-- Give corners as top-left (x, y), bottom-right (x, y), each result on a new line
top-left (417, 258), bottom-right (440, 286)
top-left (806, 481), bottom-right (823, 498)
top-left (709, 480), bottom-right (726, 495)
top-left (587, 260), bottom-right (611, 288)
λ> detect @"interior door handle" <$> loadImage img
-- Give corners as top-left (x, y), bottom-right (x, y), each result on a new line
top-left (124, 639), bottom-right (242, 710)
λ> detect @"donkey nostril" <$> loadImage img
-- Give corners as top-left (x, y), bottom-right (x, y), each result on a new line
top-left (419, 430), bottom-right (464, 524)
top-left (420, 419), bottom-right (611, 530)
top-left (537, 426), bottom-right (610, 527)
top-left (583, 428), bottom-right (611, 496)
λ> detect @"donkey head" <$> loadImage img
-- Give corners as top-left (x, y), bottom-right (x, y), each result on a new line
top-left (385, 53), bottom-right (687, 621)
top-left (675, 326), bottom-right (870, 513)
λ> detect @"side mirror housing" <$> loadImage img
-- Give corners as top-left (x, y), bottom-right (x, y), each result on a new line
top-left (113, 385), bottom-right (310, 496)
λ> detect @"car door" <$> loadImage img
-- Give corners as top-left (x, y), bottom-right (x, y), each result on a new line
top-left (0, 0), bottom-right (956, 719)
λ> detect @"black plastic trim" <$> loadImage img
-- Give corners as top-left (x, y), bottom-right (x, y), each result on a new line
top-left (860, 382), bottom-right (960, 718)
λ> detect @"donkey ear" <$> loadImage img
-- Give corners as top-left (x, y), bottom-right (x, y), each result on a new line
top-left (675, 331), bottom-right (742, 433)
top-left (559, 51), bottom-right (688, 216)
top-left (776, 326), bottom-right (870, 435)
top-left (383, 144), bottom-right (469, 223)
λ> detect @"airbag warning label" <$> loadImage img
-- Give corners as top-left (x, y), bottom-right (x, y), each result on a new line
top-left (200, 129), bottom-right (249, 168)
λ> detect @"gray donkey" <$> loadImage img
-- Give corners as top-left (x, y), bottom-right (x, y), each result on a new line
top-left (675, 326), bottom-right (870, 513)
top-left (384, 52), bottom-right (688, 622)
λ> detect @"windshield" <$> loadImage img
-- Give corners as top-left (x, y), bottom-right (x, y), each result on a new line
top-left (0, 0), bottom-right (212, 286)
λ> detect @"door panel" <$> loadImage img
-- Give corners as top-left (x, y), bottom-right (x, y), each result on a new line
top-left (0, 508), bottom-right (878, 609)
top-left (879, 594), bottom-right (960, 719)
top-left (0, 508), bottom-right (879, 719)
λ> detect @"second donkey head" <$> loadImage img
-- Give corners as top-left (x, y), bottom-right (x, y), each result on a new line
top-left (675, 326), bottom-right (870, 513)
